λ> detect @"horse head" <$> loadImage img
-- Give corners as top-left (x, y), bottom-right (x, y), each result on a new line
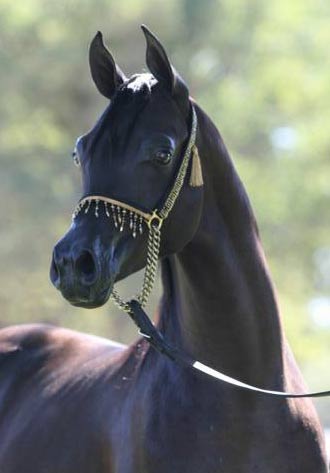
top-left (50, 26), bottom-right (203, 309)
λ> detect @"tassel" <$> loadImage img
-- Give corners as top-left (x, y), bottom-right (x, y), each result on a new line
top-left (189, 145), bottom-right (203, 187)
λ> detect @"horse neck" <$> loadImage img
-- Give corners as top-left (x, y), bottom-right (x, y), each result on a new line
top-left (158, 104), bottom-right (285, 387)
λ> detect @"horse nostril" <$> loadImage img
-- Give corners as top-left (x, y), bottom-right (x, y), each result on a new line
top-left (75, 250), bottom-right (98, 285)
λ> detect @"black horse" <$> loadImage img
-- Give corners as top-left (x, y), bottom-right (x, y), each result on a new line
top-left (0, 27), bottom-right (328, 472)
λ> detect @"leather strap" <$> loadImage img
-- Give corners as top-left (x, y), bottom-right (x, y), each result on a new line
top-left (128, 300), bottom-right (330, 399)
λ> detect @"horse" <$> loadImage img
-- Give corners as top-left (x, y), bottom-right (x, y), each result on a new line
top-left (0, 26), bottom-right (328, 472)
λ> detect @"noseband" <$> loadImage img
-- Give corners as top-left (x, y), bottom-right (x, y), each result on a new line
top-left (72, 105), bottom-right (200, 310)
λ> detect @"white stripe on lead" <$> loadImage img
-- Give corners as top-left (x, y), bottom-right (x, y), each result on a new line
top-left (193, 361), bottom-right (291, 397)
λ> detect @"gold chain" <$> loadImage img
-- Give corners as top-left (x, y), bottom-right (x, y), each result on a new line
top-left (138, 224), bottom-right (161, 306)
top-left (110, 223), bottom-right (161, 313)
top-left (160, 107), bottom-right (197, 220)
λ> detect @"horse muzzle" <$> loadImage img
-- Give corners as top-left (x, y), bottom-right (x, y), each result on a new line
top-left (50, 233), bottom-right (117, 309)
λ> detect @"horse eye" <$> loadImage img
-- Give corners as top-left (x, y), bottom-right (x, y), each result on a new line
top-left (154, 149), bottom-right (173, 165)
top-left (72, 148), bottom-right (80, 167)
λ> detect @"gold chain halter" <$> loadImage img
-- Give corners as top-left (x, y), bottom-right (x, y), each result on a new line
top-left (72, 105), bottom-right (200, 315)
top-left (71, 106), bottom-right (330, 400)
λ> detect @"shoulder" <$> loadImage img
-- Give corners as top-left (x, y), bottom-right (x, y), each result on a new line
top-left (0, 323), bottom-right (128, 386)
top-left (0, 323), bottom-right (126, 353)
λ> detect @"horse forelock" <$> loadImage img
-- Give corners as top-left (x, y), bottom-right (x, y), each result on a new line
top-left (125, 73), bottom-right (157, 93)
top-left (86, 73), bottom-right (157, 156)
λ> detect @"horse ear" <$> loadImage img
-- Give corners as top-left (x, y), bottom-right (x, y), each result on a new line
top-left (89, 31), bottom-right (127, 100)
top-left (141, 25), bottom-right (189, 116)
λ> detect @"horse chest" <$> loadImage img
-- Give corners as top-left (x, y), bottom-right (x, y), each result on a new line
top-left (110, 377), bottom-right (327, 473)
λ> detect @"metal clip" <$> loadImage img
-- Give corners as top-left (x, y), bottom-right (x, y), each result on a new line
top-left (147, 210), bottom-right (163, 230)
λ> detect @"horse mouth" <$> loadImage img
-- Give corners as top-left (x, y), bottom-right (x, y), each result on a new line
top-left (61, 285), bottom-right (112, 309)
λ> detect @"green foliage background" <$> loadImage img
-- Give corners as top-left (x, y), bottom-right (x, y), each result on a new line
top-left (0, 0), bottom-right (329, 424)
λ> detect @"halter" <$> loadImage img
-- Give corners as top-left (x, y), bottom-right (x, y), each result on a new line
top-left (72, 105), bottom-right (199, 312)
top-left (71, 103), bottom-right (330, 399)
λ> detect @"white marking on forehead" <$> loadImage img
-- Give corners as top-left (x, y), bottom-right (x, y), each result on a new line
top-left (126, 73), bottom-right (156, 92)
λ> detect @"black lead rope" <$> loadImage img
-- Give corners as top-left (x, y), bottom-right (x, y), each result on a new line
top-left (128, 300), bottom-right (330, 399)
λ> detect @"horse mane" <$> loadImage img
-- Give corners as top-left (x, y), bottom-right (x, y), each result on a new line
top-left (193, 101), bottom-right (260, 237)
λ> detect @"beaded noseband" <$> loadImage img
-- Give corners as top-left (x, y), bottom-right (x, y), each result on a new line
top-left (72, 105), bottom-right (201, 313)
top-left (73, 196), bottom-right (153, 238)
